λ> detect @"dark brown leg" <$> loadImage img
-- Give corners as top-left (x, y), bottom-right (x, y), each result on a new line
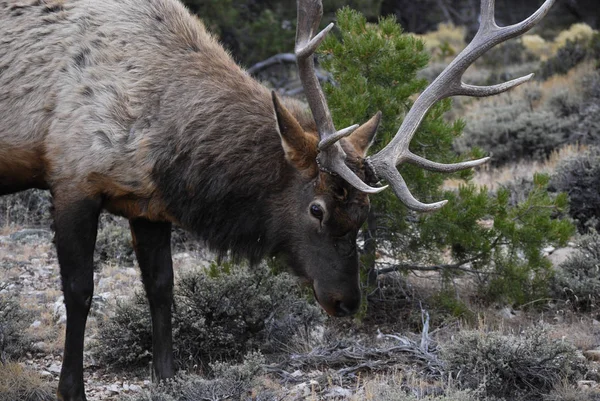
top-left (129, 218), bottom-right (175, 380)
top-left (54, 198), bottom-right (101, 401)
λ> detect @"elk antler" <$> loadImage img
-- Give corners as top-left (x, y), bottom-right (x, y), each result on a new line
top-left (366, 0), bottom-right (556, 211)
top-left (295, 0), bottom-right (555, 211)
top-left (295, 0), bottom-right (387, 194)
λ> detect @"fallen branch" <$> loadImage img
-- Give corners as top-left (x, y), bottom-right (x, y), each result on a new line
top-left (247, 53), bottom-right (297, 75)
top-left (267, 316), bottom-right (444, 383)
top-left (375, 255), bottom-right (487, 276)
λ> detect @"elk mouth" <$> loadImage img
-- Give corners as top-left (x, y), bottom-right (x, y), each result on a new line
top-left (312, 285), bottom-right (354, 317)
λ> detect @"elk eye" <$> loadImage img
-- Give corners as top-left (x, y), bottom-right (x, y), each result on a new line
top-left (310, 204), bottom-right (324, 221)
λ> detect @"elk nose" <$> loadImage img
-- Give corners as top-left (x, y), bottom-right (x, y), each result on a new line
top-left (334, 299), bottom-right (359, 317)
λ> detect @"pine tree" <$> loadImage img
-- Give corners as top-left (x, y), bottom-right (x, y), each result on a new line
top-left (320, 8), bottom-right (575, 305)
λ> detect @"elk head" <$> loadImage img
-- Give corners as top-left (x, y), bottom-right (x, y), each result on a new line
top-left (278, 0), bottom-right (554, 316)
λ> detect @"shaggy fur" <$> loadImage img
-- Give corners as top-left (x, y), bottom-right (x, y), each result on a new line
top-left (0, 1), bottom-right (379, 399)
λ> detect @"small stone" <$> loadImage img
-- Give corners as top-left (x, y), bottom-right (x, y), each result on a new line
top-left (48, 364), bottom-right (62, 374)
top-left (107, 384), bottom-right (121, 394)
top-left (543, 246), bottom-right (555, 254)
top-left (32, 341), bottom-right (47, 352)
top-left (290, 369), bottom-right (303, 378)
top-left (30, 320), bottom-right (42, 328)
top-left (327, 387), bottom-right (351, 398)
top-left (578, 380), bottom-right (598, 389)
top-left (129, 384), bottom-right (142, 392)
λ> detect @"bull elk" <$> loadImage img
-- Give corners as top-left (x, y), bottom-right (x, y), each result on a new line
top-left (0, 0), bottom-right (554, 399)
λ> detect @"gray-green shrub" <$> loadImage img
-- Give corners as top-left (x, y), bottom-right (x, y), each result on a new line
top-left (457, 87), bottom-right (578, 165)
top-left (539, 33), bottom-right (600, 81)
top-left (93, 262), bottom-right (322, 371)
top-left (442, 326), bottom-right (587, 401)
top-left (0, 189), bottom-right (51, 228)
top-left (539, 39), bottom-right (589, 80)
top-left (550, 147), bottom-right (600, 232)
top-left (0, 292), bottom-right (33, 360)
top-left (551, 231), bottom-right (600, 311)
top-left (126, 352), bottom-right (264, 401)
top-left (457, 69), bottom-right (600, 166)
top-left (94, 214), bottom-right (135, 266)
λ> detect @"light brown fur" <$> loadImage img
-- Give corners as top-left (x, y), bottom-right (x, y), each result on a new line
top-left (0, 0), bottom-right (317, 218)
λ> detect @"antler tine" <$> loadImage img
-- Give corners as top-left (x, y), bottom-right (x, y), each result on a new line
top-left (367, 0), bottom-right (555, 212)
top-left (295, 0), bottom-right (385, 194)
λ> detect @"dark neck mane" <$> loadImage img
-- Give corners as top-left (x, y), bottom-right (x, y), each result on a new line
top-left (151, 80), bottom-right (310, 263)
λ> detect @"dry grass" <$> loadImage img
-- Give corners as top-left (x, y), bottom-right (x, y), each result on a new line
top-left (412, 23), bottom-right (467, 60)
top-left (449, 143), bottom-right (589, 191)
top-left (0, 363), bottom-right (54, 401)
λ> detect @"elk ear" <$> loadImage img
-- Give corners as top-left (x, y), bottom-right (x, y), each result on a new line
top-left (272, 91), bottom-right (318, 173)
top-left (347, 111), bottom-right (382, 158)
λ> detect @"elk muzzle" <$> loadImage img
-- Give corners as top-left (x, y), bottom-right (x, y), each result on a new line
top-left (313, 279), bottom-right (361, 317)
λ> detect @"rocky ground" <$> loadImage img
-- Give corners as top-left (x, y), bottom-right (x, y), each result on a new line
top-left (3, 224), bottom-right (600, 400)
top-left (0, 226), bottom-right (214, 400)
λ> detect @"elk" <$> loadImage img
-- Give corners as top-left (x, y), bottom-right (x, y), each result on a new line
top-left (0, 0), bottom-right (553, 399)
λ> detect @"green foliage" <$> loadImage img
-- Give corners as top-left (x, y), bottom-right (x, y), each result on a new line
top-left (93, 262), bottom-right (322, 371)
top-left (442, 326), bottom-right (588, 401)
top-left (551, 147), bottom-right (600, 233)
top-left (420, 174), bottom-right (574, 304)
top-left (182, 0), bottom-right (382, 66)
top-left (320, 8), bottom-right (575, 306)
top-left (430, 290), bottom-right (475, 323)
top-left (552, 231), bottom-right (600, 311)
top-left (320, 7), bottom-right (471, 252)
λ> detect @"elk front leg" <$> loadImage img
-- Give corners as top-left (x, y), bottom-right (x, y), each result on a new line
top-left (129, 218), bottom-right (175, 381)
top-left (54, 197), bottom-right (101, 401)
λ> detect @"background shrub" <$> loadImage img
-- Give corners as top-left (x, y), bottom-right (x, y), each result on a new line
top-left (442, 326), bottom-right (587, 400)
top-left (0, 292), bottom-right (33, 361)
top-left (457, 68), bottom-right (600, 167)
top-left (551, 231), bottom-right (600, 311)
top-left (539, 39), bottom-right (589, 80)
top-left (94, 262), bottom-right (322, 371)
top-left (550, 147), bottom-right (600, 232)
top-left (94, 214), bottom-right (135, 266)
top-left (0, 190), bottom-right (51, 228)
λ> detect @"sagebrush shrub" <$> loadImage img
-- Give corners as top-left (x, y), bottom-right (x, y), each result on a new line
top-left (94, 214), bottom-right (135, 266)
top-left (126, 352), bottom-right (264, 401)
top-left (457, 68), bottom-right (600, 167)
top-left (442, 326), bottom-right (587, 400)
top-left (0, 189), bottom-right (51, 228)
top-left (539, 39), bottom-right (589, 80)
top-left (93, 262), bottom-right (322, 370)
top-left (458, 90), bottom-right (577, 165)
top-left (550, 147), bottom-right (600, 232)
top-left (551, 232), bottom-right (600, 311)
top-left (0, 292), bottom-right (33, 360)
